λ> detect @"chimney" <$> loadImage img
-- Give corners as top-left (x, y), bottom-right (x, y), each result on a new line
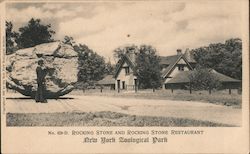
top-left (177, 49), bottom-right (182, 55)
top-left (184, 48), bottom-right (190, 60)
top-left (129, 51), bottom-right (136, 63)
top-left (126, 47), bottom-right (136, 63)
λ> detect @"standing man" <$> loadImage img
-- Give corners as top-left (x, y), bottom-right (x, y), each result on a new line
top-left (35, 59), bottom-right (48, 103)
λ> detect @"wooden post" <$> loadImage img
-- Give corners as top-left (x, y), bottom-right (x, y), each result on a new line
top-left (209, 87), bottom-right (211, 95)
top-left (189, 82), bottom-right (192, 94)
top-left (237, 88), bottom-right (241, 94)
top-left (82, 88), bottom-right (85, 93)
top-left (171, 88), bottom-right (173, 93)
top-left (100, 87), bottom-right (103, 93)
top-left (229, 88), bottom-right (231, 95)
top-left (117, 80), bottom-right (120, 93)
top-left (153, 88), bottom-right (155, 92)
top-left (134, 79), bottom-right (138, 93)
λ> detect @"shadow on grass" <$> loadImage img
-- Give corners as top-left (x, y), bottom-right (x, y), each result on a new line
top-left (6, 111), bottom-right (237, 127)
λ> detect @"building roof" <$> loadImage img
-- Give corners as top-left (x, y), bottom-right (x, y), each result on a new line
top-left (159, 49), bottom-right (196, 65)
top-left (184, 49), bottom-right (196, 63)
top-left (159, 55), bottom-right (180, 65)
top-left (97, 75), bottom-right (115, 85)
top-left (210, 70), bottom-right (241, 82)
top-left (166, 71), bottom-right (192, 84)
top-left (114, 54), bottom-right (136, 78)
top-left (167, 69), bottom-right (241, 84)
top-left (160, 55), bottom-right (181, 78)
top-left (160, 54), bottom-right (193, 78)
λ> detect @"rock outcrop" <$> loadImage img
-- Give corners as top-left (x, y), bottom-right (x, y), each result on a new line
top-left (6, 41), bottom-right (79, 98)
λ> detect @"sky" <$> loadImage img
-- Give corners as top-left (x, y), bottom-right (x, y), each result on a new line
top-left (6, 1), bottom-right (243, 63)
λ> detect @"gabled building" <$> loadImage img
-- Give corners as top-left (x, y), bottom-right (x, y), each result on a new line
top-left (160, 49), bottom-right (195, 89)
top-left (104, 49), bottom-right (241, 91)
top-left (113, 54), bottom-right (137, 90)
top-left (113, 49), bottom-right (195, 90)
top-left (165, 69), bottom-right (241, 91)
top-left (102, 48), bottom-right (241, 92)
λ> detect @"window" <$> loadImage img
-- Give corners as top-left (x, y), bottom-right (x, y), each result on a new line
top-left (178, 65), bottom-right (184, 71)
top-left (125, 67), bottom-right (130, 75)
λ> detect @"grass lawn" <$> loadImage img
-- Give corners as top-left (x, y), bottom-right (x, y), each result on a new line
top-left (7, 111), bottom-right (234, 127)
top-left (72, 89), bottom-right (242, 108)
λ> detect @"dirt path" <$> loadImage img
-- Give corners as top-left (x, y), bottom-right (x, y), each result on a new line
top-left (5, 93), bottom-right (241, 126)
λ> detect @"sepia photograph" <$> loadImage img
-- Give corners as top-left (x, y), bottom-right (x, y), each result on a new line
top-left (4, 1), bottom-right (245, 127)
top-left (1, 0), bottom-right (249, 153)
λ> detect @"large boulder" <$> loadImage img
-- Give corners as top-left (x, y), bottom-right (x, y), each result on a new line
top-left (6, 41), bottom-right (79, 98)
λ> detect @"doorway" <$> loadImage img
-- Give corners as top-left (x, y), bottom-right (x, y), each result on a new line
top-left (122, 81), bottom-right (125, 89)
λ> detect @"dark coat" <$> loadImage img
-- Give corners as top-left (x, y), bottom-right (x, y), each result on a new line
top-left (35, 66), bottom-right (48, 103)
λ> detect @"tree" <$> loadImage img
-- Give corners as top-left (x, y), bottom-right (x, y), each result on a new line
top-left (6, 21), bottom-right (18, 55)
top-left (74, 43), bottom-right (106, 88)
top-left (134, 45), bottom-right (162, 89)
top-left (113, 45), bottom-right (138, 62)
top-left (61, 36), bottom-right (112, 88)
top-left (15, 18), bottom-right (55, 48)
top-left (62, 36), bottom-right (75, 46)
top-left (188, 65), bottom-right (221, 91)
top-left (105, 60), bottom-right (115, 75)
top-left (191, 38), bottom-right (242, 80)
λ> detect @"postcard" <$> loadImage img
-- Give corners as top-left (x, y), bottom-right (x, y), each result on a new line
top-left (1, 0), bottom-right (249, 153)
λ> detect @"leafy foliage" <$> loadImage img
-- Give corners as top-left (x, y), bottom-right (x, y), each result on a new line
top-left (191, 38), bottom-right (242, 80)
top-left (134, 45), bottom-right (162, 89)
top-left (114, 44), bottom-right (162, 89)
top-left (62, 36), bottom-right (75, 46)
top-left (15, 18), bottom-right (55, 48)
top-left (188, 65), bottom-right (221, 90)
top-left (6, 21), bottom-right (18, 55)
top-left (6, 19), bottom-right (117, 89)
top-left (113, 45), bottom-right (138, 62)
top-left (73, 44), bottom-right (106, 88)
top-left (105, 61), bottom-right (115, 75)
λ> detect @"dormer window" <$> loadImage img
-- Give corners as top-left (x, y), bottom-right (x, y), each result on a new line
top-left (125, 67), bottom-right (130, 75)
top-left (178, 65), bottom-right (184, 71)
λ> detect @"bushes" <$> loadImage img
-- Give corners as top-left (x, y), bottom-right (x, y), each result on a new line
top-left (188, 66), bottom-right (221, 91)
